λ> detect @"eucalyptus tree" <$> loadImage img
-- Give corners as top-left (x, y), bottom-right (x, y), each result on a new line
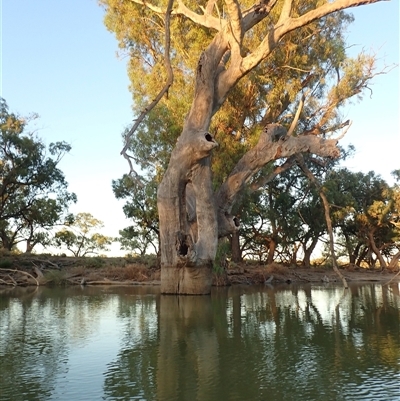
top-left (0, 98), bottom-right (76, 252)
top-left (325, 169), bottom-right (400, 269)
top-left (237, 167), bottom-right (304, 263)
top-left (102, 0), bottom-right (389, 293)
top-left (113, 174), bottom-right (160, 255)
top-left (237, 154), bottom-right (341, 266)
top-left (53, 213), bottom-right (113, 257)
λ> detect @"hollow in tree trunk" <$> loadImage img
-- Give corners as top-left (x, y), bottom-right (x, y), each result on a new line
top-left (154, 1), bottom-right (368, 294)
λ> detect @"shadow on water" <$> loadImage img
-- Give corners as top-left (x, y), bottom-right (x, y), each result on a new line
top-left (0, 283), bottom-right (399, 401)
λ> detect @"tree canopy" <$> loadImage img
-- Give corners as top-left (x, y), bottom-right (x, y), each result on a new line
top-left (0, 98), bottom-right (77, 252)
top-left (53, 212), bottom-right (113, 257)
top-left (100, 0), bottom-right (393, 293)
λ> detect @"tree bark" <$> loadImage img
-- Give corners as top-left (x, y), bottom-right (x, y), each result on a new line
top-left (158, 120), bottom-right (341, 293)
top-left (230, 231), bottom-right (242, 263)
top-left (157, 49), bottom-right (220, 294)
top-left (388, 251), bottom-right (400, 270)
top-left (303, 236), bottom-right (319, 267)
top-left (267, 236), bottom-right (277, 265)
top-left (155, 0), bottom-right (384, 294)
top-left (367, 231), bottom-right (387, 270)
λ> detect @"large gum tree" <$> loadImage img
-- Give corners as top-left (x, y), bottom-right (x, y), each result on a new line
top-left (101, 0), bottom-right (389, 294)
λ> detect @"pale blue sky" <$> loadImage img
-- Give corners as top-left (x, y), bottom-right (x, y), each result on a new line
top-left (1, 0), bottom-right (399, 256)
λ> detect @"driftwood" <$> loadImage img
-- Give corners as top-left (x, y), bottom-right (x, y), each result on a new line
top-left (0, 268), bottom-right (39, 286)
top-left (32, 265), bottom-right (45, 278)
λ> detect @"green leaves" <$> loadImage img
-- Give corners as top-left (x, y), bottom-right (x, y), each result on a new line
top-left (112, 174), bottom-right (159, 254)
top-left (53, 212), bottom-right (113, 257)
top-left (0, 98), bottom-right (76, 252)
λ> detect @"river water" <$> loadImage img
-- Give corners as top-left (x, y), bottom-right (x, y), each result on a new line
top-left (0, 283), bottom-right (399, 401)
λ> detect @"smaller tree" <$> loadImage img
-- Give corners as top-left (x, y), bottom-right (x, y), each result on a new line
top-left (112, 174), bottom-right (160, 255)
top-left (326, 169), bottom-right (400, 269)
top-left (0, 98), bottom-right (76, 252)
top-left (53, 213), bottom-right (113, 257)
top-left (117, 226), bottom-right (158, 256)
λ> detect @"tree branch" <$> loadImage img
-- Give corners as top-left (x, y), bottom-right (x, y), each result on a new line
top-left (215, 123), bottom-right (340, 236)
top-left (217, 0), bottom-right (386, 104)
top-left (278, 0), bottom-right (293, 23)
top-left (249, 155), bottom-right (297, 191)
top-left (132, 0), bottom-right (221, 31)
top-left (296, 154), bottom-right (348, 288)
top-left (121, 0), bottom-right (175, 182)
top-left (225, 0), bottom-right (243, 60)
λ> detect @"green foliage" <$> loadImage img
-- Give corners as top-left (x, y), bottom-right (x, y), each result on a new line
top-left (43, 269), bottom-right (68, 286)
top-left (53, 213), bottom-right (113, 257)
top-left (83, 256), bottom-right (106, 268)
top-left (124, 253), bottom-right (158, 268)
top-left (101, 1), bottom-right (388, 265)
top-left (112, 175), bottom-right (159, 255)
top-left (0, 259), bottom-right (12, 269)
top-left (213, 239), bottom-right (231, 275)
top-left (324, 169), bottom-right (400, 267)
top-left (0, 98), bottom-right (77, 252)
top-left (238, 161), bottom-right (320, 263)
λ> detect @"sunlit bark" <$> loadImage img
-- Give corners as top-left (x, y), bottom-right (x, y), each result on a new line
top-left (131, 0), bottom-right (388, 294)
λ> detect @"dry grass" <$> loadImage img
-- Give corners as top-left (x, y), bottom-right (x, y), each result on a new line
top-left (1, 254), bottom-right (398, 287)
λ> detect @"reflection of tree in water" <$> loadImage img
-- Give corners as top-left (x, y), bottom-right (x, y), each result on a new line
top-left (0, 288), bottom-right (69, 401)
top-left (0, 286), bottom-right (120, 401)
top-left (103, 284), bottom-right (400, 401)
top-left (103, 293), bottom-right (160, 400)
top-left (4, 284), bottom-right (396, 401)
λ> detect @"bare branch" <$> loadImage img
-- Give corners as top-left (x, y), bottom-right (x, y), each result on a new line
top-left (225, 0), bottom-right (243, 59)
top-left (302, 119), bottom-right (351, 137)
top-left (296, 154), bottom-right (348, 288)
top-left (249, 155), bottom-right (297, 191)
top-left (130, 0), bottom-right (164, 14)
top-left (242, 0), bottom-right (279, 31)
top-left (236, 0), bottom-right (386, 87)
top-left (121, 0), bottom-right (175, 181)
top-left (287, 93), bottom-right (306, 136)
top-left (205, 0), bottom-right (216, 15)
top-left (278, 0), bottom-right (293, 23)
top-left (333, 121), bottom-right (352, 141)
top-left (175, 0), bottom-right (221, 30)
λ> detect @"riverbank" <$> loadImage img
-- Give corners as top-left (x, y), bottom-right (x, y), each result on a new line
top-left (0, 254), bottom-right (399, 287)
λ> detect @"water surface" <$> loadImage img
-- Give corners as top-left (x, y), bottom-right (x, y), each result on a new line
top-left (1, 283), bottom-right (399, 401)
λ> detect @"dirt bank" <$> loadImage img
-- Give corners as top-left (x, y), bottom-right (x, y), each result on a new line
top-left (0, 255), bottom-right (399, 288)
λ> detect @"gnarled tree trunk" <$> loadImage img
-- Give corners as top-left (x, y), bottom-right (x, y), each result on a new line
top-left (158, 114), bottom-right (340, 293)
top-left (154, 0), bottom-right (383, 294)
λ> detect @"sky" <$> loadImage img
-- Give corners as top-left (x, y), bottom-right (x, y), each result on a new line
top-left (1, 0), bottom-right (399, 256)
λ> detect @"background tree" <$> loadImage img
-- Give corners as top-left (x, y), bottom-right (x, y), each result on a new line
top-left (53, 212), bottom-right (113, 257)
top-left (326, 169), bottom-right (400, 269)
top-left (0, 98), bottom-right (77, 253)
top-left (112, 174), bottom-right (160, 256)
top-left (101, 0), bottom-right (390, 294)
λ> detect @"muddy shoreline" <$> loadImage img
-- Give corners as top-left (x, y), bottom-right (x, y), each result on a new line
top-left (0, 255), bottom-right (399, 287)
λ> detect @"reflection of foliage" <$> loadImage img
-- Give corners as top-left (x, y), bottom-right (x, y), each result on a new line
top-left (1, 285), bottom-right (399, 400)
top-left (0, 294), bottom-right (69, 400)
top-left (103, 296), bottom-right (159, 401)
top-left (103, 285), bottom-right (400, 401)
